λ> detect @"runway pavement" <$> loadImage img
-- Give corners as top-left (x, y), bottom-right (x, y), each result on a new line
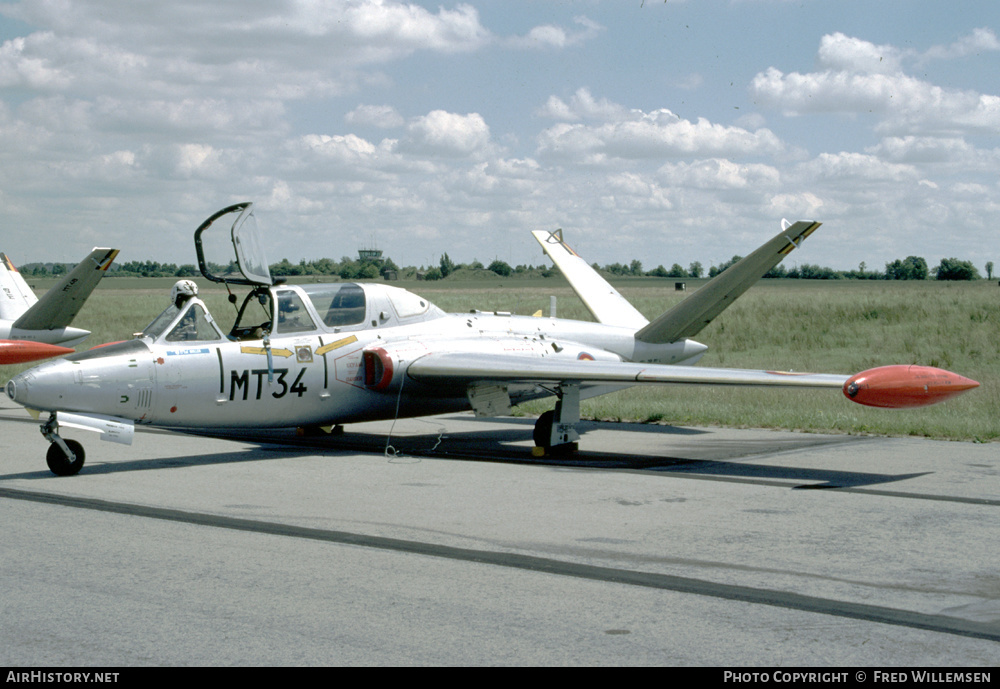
top-left (1, 396), bottom-right (997, 666)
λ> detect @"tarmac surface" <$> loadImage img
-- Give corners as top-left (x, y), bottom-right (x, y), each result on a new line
top-left (1, 396), bottom-right (997, 666)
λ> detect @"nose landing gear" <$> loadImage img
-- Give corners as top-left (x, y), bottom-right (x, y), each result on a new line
top-left (41, 414), bottom-right (86, 476)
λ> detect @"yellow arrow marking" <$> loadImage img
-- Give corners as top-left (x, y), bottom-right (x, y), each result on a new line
top-left (316, 335), bottom-right (358, 356)
top-left (240, 346), bottom-right (294, 358)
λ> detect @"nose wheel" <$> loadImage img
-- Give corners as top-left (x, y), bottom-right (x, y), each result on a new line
top-left (40, 415), bottom-right (86, 476)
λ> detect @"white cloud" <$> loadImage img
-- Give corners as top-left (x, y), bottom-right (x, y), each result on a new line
top-left (658, 159), bottom-right (781, 191)
top-left (751, 33), bottom-right (1000, 136)
top-left (537, 101), bottom-right (784, 162)
top-left (766, 192), bottom-right (824, 220)
top-left (402, 110), bottom-right (493, 157)
top-left (798, 152), bottom-right (919, 185)
top-left (817, 32), bottom-right (903, 74)
top-left (0, 4), bottom-right (995, 272)
top-left (922, 27), bottom-right (1000, 61)
top-left (537, 87), bottom-right (633, 122)
top-left (507, 15), bottom-right (603, 49)
top-left (0, 1), bottom-right (493, 103)
top-left (868, 136), bottom-right (973, 164)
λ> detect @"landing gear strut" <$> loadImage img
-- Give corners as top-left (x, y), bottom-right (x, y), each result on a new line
top-left (40, 414), bottom-right (86, 476)
top-left (532, 383), bottom-right (580, 457)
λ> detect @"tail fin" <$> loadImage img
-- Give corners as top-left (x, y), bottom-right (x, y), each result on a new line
top-left (12, 248), bottom-right (119, 331)
top-left (532, 229), bottom-right (648, 329)
top-left (0, 253), bottom-right (39, 321)
top-left (635, 220), bottom-right (820, 344)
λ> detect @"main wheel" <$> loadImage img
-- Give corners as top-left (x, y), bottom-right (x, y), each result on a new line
top-left (533, 410), bottom-right (555, 449)
top-left (532, 411), bottom-right (578, 456)
top-left (46, 439), bottom-right (85, 476)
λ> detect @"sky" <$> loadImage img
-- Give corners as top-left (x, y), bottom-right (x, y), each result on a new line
top-left (0, 0), bottom-right (998, 274)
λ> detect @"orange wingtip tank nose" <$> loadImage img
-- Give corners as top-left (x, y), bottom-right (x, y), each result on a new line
top-left (843, 365), bottom-right (980, 409)
top-left (0, 340), bottom-right (75, 365)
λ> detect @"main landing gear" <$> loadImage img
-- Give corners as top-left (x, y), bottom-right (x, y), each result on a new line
top-left (40, 414), bottom-right (85, 476)
top-left (532, 383), bottom-right (581, 457)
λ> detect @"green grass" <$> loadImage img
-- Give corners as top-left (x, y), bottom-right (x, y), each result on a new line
top-left (4, 278), bottom-right (997, 441)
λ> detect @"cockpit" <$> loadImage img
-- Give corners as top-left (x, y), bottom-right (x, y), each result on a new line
top-left (141, 302), bottom-right (225, 342)
top-left (139, 281), bottom-right (446, 344)
top-left (135, 200), bottom-right (447, 345)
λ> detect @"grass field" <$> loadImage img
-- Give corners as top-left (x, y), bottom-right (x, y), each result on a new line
top-left (4, 276), bottom-right (997, 441)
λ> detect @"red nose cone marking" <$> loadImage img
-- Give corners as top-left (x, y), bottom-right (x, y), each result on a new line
top-left (843, 365), bottom-right (979, 409)
top-left (0, 340), bottom-right (75, 365)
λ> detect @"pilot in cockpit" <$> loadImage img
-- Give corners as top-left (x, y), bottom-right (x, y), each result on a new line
top-left (171, 279), bottom-right (199, 309)
top-left (167, 280), bottom-right (200, 340)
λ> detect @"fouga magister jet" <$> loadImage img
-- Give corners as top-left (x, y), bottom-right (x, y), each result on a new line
top-left (0, 248), bottom-right (119, 364)
top-left (5, 202), bottom-right (978, 476)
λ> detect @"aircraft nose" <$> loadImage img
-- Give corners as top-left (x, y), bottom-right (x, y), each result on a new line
top-left (5, 361), bottom-right (79, 412)
top-left (7, 368), bottom-right (45, 409)
top-left (6, 372), bottom-right (37, 407)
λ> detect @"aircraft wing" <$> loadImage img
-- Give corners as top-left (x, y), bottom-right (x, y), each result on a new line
top-left (407, 351), bottom-right (847, 390)
top-left (532, 229), bottom-right (649, 329)
top-left (635, 221), bottom-right (821, 344)
top-left (12, 248), bottom-right (119, 331)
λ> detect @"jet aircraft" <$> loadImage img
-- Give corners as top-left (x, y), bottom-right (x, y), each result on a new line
top-left (4, 202), bottom-right (978, 476)
top-left (0, 248), bottom-right (119, 364)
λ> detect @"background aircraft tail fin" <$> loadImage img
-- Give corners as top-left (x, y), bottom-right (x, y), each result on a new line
top-left (635, 220), bottom-right (821, 344)
top-left (0, 252), bottom-right (39, 321)
top-left (12, 248), bottom-right (119, 331)
top-left (532, 229), bottom-right (648, 330)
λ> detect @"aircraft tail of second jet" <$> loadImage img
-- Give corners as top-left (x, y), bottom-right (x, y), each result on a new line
top-left (0, 253), bottom-right (39, 322)
top-left (534, 220), bottom-right (821, 345)
top-left (1, 248), bottom-right (119, 331)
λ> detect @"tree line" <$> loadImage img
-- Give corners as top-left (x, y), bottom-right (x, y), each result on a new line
top-left (595, 255), bottom-right (988, 281)
top-left (20, 254), bottom-right (992, 282)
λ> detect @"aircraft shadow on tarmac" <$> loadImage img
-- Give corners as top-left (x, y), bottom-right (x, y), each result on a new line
top-left (2, 416), bottom-right (929, 489)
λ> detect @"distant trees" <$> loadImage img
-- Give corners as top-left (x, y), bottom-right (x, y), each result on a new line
top-left (439, 253), bottom-right (456, 278)
top-left (934, 258), bottom-right (980, 281)
top-left (709, 256), bottom-right (742, 277)
top-left (885, 256), bottom-right (929, 280)
top-left (591, 253), bottom-right (986, 281)
top-left (487, 259), bottom-right (512, 277)
top-left (39, 248), bottom-right (988, 283)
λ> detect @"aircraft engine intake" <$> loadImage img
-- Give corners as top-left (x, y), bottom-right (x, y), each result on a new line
top-left (363, 348), bottom-right (394, 391)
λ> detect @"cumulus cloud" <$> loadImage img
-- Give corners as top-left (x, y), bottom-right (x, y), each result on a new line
top-left (818, 32), bottom-right (904, 74)
top-left (537, 87), bottom-right (633, 122)
top-left (507, 16), bottom-right (603, 49)
top-left (0, 0), bottom-right (493, 102)
top-left (921, 27), bottom-right (1000, 61)
top-left (402, 110), bottom-right (493, 157)
top-left (0, 3), bottom-right (995, 270)
top-left (537, 95), bottom-right (784, 162)
top-left (751, 32), bottom-right (1000, 136)
top-left (657, 159), bottom-right (781, 191)
top-left (798, 152), bottom-right (919, 186)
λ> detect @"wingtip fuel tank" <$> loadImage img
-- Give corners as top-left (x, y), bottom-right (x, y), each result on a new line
top-left (843, 365), bottom-right (980, 409)
top-left (0, 340), bottom-right (76, 365)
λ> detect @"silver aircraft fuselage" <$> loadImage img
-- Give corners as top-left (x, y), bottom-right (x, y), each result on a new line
top-left (6, 281), bottom-right (706, 430)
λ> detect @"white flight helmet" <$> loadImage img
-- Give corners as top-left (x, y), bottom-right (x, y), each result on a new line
top-left (171, 279), bottom-right (199, 308)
